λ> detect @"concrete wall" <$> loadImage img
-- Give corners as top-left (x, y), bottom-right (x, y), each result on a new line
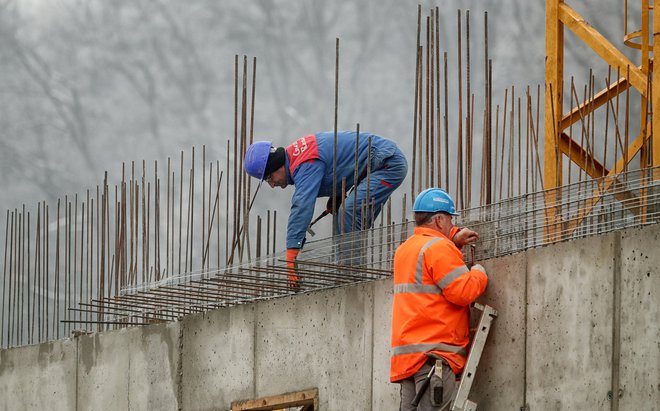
top-left (1, 225), bottom-right (658, 410)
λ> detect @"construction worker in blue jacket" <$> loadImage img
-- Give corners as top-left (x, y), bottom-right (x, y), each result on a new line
top-left (244, 131), bottom-right (408, 288)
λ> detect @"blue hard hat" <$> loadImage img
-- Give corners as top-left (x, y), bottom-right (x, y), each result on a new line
top-left (244, 141), bottom-right (273, 180)
top-left (413, 188), bottom-right (459, 215)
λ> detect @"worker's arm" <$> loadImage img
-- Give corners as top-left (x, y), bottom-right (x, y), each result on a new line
top-left (286, 160), bottom-right (325, 250)
top-left (427, 241), bottom-right (487, 306)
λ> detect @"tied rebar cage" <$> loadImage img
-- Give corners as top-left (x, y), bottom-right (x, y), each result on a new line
top-left (71, 166), bottom-right (659, 331)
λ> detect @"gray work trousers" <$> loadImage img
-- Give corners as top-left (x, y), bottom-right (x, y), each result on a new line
top-left (399, 361), bottom-right (457, 411)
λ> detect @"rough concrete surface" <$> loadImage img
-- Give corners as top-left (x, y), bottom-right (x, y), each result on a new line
top-left (77, 321), bottom-right (180, 411)
top-left (77, 329), bottom-right (131, 410)
top-left (127, 323), bottom-right (180, 411)
top-left (253, 283), bottom-right (375, 410)
top-left (472, 252), bottom-right (527, 410)
top-left (0, 338), bottom-right (76, 411)
top-left (619, 227), bottom-right (660, 410)
top-left (371, 278), bottom-right (400, 410)
top-left (526, 234), bottom-right (615, 410)
top-left (180, 303), bottom-right (255, 411)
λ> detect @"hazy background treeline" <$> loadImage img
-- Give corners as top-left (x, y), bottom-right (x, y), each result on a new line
top-left (0, 0), bottom-right (637, 246)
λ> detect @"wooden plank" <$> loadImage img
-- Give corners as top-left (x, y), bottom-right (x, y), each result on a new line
top-left (232, 388), bottom-right (318, 411)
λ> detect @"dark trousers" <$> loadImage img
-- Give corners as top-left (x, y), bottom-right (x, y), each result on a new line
top-left (399, 361), bottom-right (457, 411)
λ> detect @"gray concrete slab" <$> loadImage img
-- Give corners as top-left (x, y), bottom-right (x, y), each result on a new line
top-left (472, 252), bottom-right (527, 410)
top-left (253, 283), bottom-right (374, 411)
top-left (180, 303), bottom-right (255, 411)
top-left (619, 225), bottom-right (660, 409)
top-left (372, 278), bottom-right (399, 411)
top-left (0, 339), bottom-right (76, 411)
top-left (126, 322), bottom-right (179, 411)
top-left (77, 329), bottom-right (131, 410)
top-left (525, 234), bottom-right (615, 410)
top-left (77, 321), bottom-right (179, 411)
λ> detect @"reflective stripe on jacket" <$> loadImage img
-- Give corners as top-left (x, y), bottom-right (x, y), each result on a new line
top-left (390, 226), bottom-right (488, 382)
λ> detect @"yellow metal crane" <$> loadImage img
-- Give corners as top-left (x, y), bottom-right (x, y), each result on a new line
top-left (544, 0), bottom-right (659, 239)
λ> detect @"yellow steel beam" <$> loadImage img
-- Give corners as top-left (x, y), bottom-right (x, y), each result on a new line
top-left (560, 77), bottom-right (630, 131)
top-left (559, 132), bottom-right (607, 178)
top-left (639, 0), bottom-right (650, 171)
top-left (545, 0), bottom-right (564, 190)
top-left (544, 0), bottom-right (564, 241)
top-left (558, 3), bottom-right (648, 97)
top-left (565, 123), bottom-right (652, 233)
top-left (653, 0), bottom-right (660, 174)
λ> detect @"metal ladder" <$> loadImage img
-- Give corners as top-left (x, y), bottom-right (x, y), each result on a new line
top-left (450, 303), bottom-right (498, 411)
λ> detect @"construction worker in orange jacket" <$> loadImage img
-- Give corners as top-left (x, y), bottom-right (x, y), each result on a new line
top-left (391, 188), bottom-right (488, 410)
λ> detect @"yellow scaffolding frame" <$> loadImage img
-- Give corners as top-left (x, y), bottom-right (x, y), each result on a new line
top-left (544, 0), bottom-right (660, 239)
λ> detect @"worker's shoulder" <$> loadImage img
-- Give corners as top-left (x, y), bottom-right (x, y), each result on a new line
top-left (398, 233), bottom-right (450, 250)
top-left (424, 235), bottom-right (459, 253)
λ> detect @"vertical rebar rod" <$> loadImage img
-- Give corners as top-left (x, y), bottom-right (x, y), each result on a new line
top-left (332, 38), bottom-right (340, 233)
top-left (20, 207), bottom-right (25, 344)
top-left (435, 7), bottom-right (442, 188)
top-left (256, 216), bottom-right (262, 259)
top-left (225, 140), bottom-right (230, 266)
top-left (412, 5), bottom-right (421, 202)
top-left (366, 136), bottom-right (372, 229)
top-left (417, 44), bottom-right (423, 194)
top-left (74, 195), bottom-right (78, 328)
top-left (518, 96), bottom-right (522, 197)
top-left (189, 148), bottom-right (195, 270)
top-left (353, 124), bottom-right (360, 232)
top-left (457, 10), bottom-right (464, 208)
top-left (206, 161), bottom-right (212, 270)
top-left (444, 52), bottom-right (449, 192)
top-left (425, 14), bottom-right (431, 188)
top-left (45, 203), bottom-right (49, 339)
top-left (202, 147), bottom-right (206, 269)
top-left (239, 56), bottom-right (249, 261)
top-left (272, 210), bottom-right (277, 254)
top-left (2, 210), bottom-right (8, 347)
top-left (8, 211), bottom-right (14, 345)
top-left (466, 9), bottom-right (471, 206)
top-left (266, 210), bottom-right (271, 259)
top-left (179, 151), bottom-right (183, 274)
top-left (430, 8), bottom-right (435, 187)
top-left (166, 158), bottom-right (170, 276)
top-left (56, 200), bottom-right (61, 336)
top-left (27, 209), bottom-right (31, 345)
top-left (185, 169), bottom-right (192, 272)
top-left (87, 193), bottom-right (91, 326)
top-left (80, 202), bottom-right (84, 328)
top-left (232, 56), bottom-right (239, 264)
top-left (624, 66), bottom-right (630, 173)
top-left (604, 69), bottom-right (612, 172)
top-left (341, 178), bottom-right (347, 236)
top-left (217, 160), bottom-right (221, 268)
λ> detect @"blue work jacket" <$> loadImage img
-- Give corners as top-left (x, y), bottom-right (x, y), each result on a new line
top-left (284, 131), bottom-right (399, 249)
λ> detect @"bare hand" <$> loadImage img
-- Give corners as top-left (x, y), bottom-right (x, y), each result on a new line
top-left (452, 228), bottom-right (479, 249)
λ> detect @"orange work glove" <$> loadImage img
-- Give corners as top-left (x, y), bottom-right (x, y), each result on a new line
top-left (286, 248), bottom-right (301, 290)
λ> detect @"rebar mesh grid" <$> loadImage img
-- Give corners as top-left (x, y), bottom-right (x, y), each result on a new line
top-left (81, 166), bottom-right (659, 327)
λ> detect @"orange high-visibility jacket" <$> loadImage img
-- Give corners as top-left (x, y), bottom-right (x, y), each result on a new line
top-left (390, 226), bottom-right (488, 382)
